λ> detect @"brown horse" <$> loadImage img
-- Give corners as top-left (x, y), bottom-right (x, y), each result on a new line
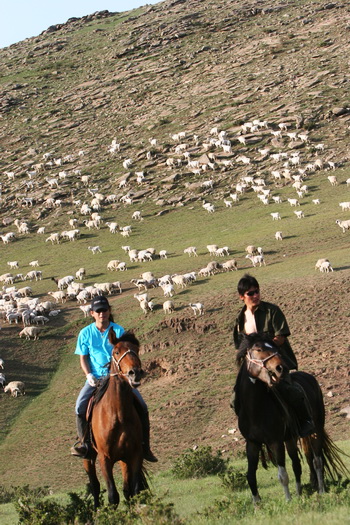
top-left (83, 330), bottom-right (148, 508)
top-left (234, 333), bottom-right (349, 503)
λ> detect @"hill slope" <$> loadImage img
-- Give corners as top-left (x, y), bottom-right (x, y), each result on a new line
top-left (0, 0), bottom-right (349, 491)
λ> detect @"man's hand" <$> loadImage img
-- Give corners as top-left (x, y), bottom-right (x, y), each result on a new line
top-left (86, 373), bottom-right (97, 387)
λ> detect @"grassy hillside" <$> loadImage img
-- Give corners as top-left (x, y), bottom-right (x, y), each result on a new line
top-left (0, 0), bottom-right (349, 500)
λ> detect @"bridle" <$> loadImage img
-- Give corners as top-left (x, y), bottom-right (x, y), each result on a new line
top-left (246, 349), bottom-right (279, 372)
top-left (110, 348), bottom-right (141, 377)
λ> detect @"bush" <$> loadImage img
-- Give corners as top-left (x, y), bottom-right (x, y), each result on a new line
top-left (171, 446), bottom-right (228, 479)
top-left (0, 484), bottom-right (51, 504)
top-left (219, 465), bottom-right (247, 492)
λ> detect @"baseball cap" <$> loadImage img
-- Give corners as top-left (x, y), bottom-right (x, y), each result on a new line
top-left (91, 296), bottom-right (110, 312)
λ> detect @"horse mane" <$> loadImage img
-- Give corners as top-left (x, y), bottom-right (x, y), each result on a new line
top-left (236, 332), bottom-right (278, 365)
top-left (113, 330), bottom-right (140, 347)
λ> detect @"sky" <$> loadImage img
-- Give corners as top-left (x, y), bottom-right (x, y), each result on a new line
top-left (0, 0), bottom-right (162, 49)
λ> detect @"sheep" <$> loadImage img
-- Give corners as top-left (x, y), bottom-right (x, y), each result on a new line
top-left (171, 274), bottom-right (188, 288)
top-left (25, 270), bottom-right (42, 281)
top-left (207, 244), bottom-right (219, 256)
top-left (37, 227), bottom-right (45, 234)
top-left (32, 315), bottom-right (49, 325)
top-left (128, 249), bottom-right (139, 262)
top-left (270, 212), bottom-right (281, 221)
top-left (106, 222), bottom-right (119, 234)
top-left (138, 250), bottom-right (153, 263)
top-left (203, 203), bottom-right (215, 213)
top-left (319, 261), bottom-right (333, 273)
top-left (0, 373), bottom-right (6, 387)
top-left (312, 198), bottom-right (321, 205)
top-left (159, 250), bottom-right (168, 259)
top-left (0, 232), bottom-right (16, 244)
top-left (272, 196), bottom-right (282, 204)
top-left (189, 303), bottom-right (204, 316)
top-left (287, 198), bottom-right (300, 207)
top-left (245, 245), bottom-right (258, 256)
top-left (246, 254), bottom-right (266, 267)
top-left (45, 233), bottom-right (61, 244)
top-left (336, 219), bottom-right (350, 232)
top-left (275, 231), bottom-right (283, 241)
top-left (79, 304), bottom-right (92, 317)
top-left (17, 286), bottom-right (33, 297)
top-left (315, 258), bottom-right (330, 271)
top-left (0, 358), bottom-right (4, 369)
top-left (88, 246), bottom-right (102, 254)
top-left (75, 268), bottom-right (86, 280)
top-left (327, 175), bottom-right (337, 186)
top-left (51, 275), bottom-right (74, 290)
top-left (19, 326), bottom-right (42, 340)
top-left (116, 262), bottom-right (127, 271)
top-left (224, 199), bottom-right (233, 208)
top-left (184, 246), bottom-right (198, 257)
top-left (206, 261), bottom-right (222, 274)
top-left (7, 261), bottom-right (19, 269)
top-left (160, 283), bottom-right (174, 297)
top-left (4, 381), bottom-right (25, 397)
top-left (163, 300), bottom-right (174, 314)
top-left (139, 298), bottom-right (153, 315)
top-left (107, 260), bottom-right (120, 271)
top-left (294, 210), bottom-right (305, 219)
top-left (339, 202), bottom-right (350, 212)
top-left (221, 259), bottom-right (238, 271)
top-left (47, 291), bottom-right (67, 303)
top-left (29, 260), bottom-right (39, 267)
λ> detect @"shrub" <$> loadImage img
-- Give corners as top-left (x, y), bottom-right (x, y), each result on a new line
top-left (171, 446), bottom-right (228, 479)
top-left (219, 465), bottom-right (247, 492)
top-left (0, 484), bottom-right (51, 504)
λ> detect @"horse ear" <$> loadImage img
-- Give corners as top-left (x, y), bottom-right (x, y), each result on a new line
top-left (108, 327), bottom-right (118, 346)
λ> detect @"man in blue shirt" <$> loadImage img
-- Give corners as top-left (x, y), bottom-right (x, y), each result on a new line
top-left (71, 295), bottom-right (157, 461)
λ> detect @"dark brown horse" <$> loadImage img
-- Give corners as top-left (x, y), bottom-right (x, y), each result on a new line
top-left (234, 333), bottom-right (348, 504)
top-left (83, 330), bottom-right (148, 508)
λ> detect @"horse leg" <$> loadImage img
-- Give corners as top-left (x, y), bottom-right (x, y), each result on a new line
top-left (271, 442), bottom-right (291, 501)
top-left (99, 455), bottom-right (119, 506)
top-left (83, 458), bottom-right (100, 509)
top-left (301, 436), bottom-right (323, 492)
top-left (120, 456), bottom-right (144, 500)
top-left (285, 439), bottom-right (302, 496)
top-left (246, 440), bottom-right (261, 504)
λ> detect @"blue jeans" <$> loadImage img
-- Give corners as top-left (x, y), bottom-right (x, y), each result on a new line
top-left (75, 380), bottom-right (148, 416)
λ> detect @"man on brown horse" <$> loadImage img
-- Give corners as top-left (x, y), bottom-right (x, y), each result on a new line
top-left (233, 274), bottom-right (315, 438)
top-left (70, 295), bottom-right (157, 462)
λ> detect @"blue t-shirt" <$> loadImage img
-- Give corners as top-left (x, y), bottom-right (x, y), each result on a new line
top-left (75, 322), bottom-right (125, 378)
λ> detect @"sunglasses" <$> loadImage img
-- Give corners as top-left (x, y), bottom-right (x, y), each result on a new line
top-left (245, 289), bottom-right (260, 297)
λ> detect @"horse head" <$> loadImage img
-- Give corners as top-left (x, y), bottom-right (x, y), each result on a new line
top-left (238, 333), bottom-right (285, 387)
top-left (109, 329), bottom-right (144, 387)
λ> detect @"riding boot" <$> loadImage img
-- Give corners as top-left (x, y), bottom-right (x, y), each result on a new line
top-left (70, 415), bottom-right (90, 458)
top-left (134, 400), bottom-right (158, 462)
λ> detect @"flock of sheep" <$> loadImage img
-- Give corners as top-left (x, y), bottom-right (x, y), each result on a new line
top-left (0, 117), bottom-right (345, 368)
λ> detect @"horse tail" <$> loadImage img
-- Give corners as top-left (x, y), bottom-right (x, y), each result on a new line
top-left (302, 430), bottom-right (350, 481)
top-left (260, 444), bottom-right (275, 469)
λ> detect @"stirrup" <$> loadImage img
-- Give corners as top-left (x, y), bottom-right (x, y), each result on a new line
top-left (70, 441), bottom-right (90, 458)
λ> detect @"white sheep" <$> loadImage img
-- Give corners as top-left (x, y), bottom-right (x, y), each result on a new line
top-left (75, 268), bottom-right (86, 280)
top-left (246, 254), bottom-right (266, 267)
top-left (47, 291), bottom-right (67, 303)
top-left (189, 303), bottom-right (204, 316)
top-left (312, 199), bottom-right (321, 205)
top-left (275, 231), bottom-right (283, 241)
top-left (184, 246), bottom-right (197, 257)
top-left (294, 210), bottom-right (304, 219)
top-left (19, 326), bottom-right (42, 340)
top-left (270, 212), bottom-right (281, 221)
top-left (29, 260), bottom-right (39, 267)
top-left (163, 300), bottom-right (174, 314)
top-left (319, 261), bottom-right (333, 273)
top-left (159, 250), bottom-right (168, 259)
top-left (80, 304), bottom-right (92, 317)
top-left (4, 381), bottom-right (25, 397)
top-left (315, 258), bottom-right (330, 271)
top-left (327, 175), bottom-right (338, 186)
top-left (287, 198), bottom-right (300, 207)
top-left (336, 219), bottom-right (350, 232)
top-left (339, 202), bottom-right (350, 212)
top-left (132, 211), bottom-right (143, 221)
top-left (0, 358), bottom-right (4, 369)
top-left (221, 259), bottom-right (238, 271)
top-left (207, 244), bottom-right (219, 256)
top-left (88, 246), bottom-right (102, 254)
top-left (6, 265), bottom-right (19, 276)
top-left (25, 270), bottom-right (42, 281)
top-left (161, 283), bottom-right (174, 297)
top-left (107, 260), bottom-right (120, 271)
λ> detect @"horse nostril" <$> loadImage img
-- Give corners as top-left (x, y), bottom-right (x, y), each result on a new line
top-left (128, 370), bottom-right (135, 376)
